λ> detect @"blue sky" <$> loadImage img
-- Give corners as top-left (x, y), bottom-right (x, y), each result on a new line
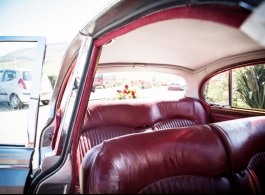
top-left (0, 0), bottom-right (113, 44)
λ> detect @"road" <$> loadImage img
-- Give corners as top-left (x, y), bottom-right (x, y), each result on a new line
top-left (0, 102), bottom-right (50, 145)
top-left (0, 86), bottom-right (185, 145)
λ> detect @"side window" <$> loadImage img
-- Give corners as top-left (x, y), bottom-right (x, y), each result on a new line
top-left (3, 71), bottom-right (16, 82)
top-left (232, 64), bottom-right (265, 109)
top-left (0, 71), bottom-right (3, 81)
top-left (23, 71), bottom-right (32, 81)
top-left (203, 64), bottom-right (265, 110)
top-left (204, 71), bottom-right (229, 106)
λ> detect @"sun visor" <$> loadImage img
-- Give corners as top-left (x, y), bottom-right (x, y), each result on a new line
top-left (240, 1), bottom-right (265, 48)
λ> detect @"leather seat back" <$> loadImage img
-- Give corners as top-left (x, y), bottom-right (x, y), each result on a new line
top-left (80, 125), bottom-right (232, 194)
top-left (209, 116), bottom-right (265, 194)
top-left (153, 97), bottom-right (210, 130)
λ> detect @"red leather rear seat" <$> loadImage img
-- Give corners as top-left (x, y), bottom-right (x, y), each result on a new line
top-left (79, 116), bottom-right (265, 194)
top-left (79, 97), bottom-right (210, 152)
top-left (76, 97), bottom-right (211, 186)
top-left (153, 97), bottom-right (211, 130)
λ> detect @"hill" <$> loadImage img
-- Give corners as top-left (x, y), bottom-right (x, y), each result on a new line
top-left (0, 42), bottom-right (69, 76)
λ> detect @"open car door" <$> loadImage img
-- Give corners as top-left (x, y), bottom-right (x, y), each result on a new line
top-left (0, 36), bottom-right (46, 194)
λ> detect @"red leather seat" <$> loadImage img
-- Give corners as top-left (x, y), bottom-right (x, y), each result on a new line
top-left (76, 98), bottom-right (211, 188)
top-left (209, 116), bottom-right (265, 194)
top-left (80, 125), bottom-right (232, 194)
top-left (152, 97), bottom-right (210, 130)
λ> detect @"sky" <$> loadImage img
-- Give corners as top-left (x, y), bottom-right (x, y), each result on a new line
top-left (0, 0), bottom-right (114, 44)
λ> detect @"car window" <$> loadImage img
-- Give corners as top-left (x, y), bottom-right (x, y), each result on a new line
top-left (203, 64), bottom-right (265, 110)
top-left (203, 71), bottom-right (229, 106)
top-left (0, 40), bottom-right (40, 145)
top-left (90, 72), bottom-right (187, 101)
top-left (0, 71), bottom-right (3, 81)
top-left (23, 71), bottom-right (33, 81)
top-left (3, 71), bottom-right (16, 82)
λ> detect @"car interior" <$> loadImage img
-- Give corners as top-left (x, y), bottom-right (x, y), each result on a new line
top-left (32, 0), bottom-right (265, 194)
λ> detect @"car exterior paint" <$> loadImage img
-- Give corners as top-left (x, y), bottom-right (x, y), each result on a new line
top-left (167, 76), bottom-right (186, 91)
top-left (0, 68), bottom-right (52, 108)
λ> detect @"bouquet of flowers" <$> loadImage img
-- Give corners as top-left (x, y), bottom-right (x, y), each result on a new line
top-left (116, 85), bottom-right (139, 100)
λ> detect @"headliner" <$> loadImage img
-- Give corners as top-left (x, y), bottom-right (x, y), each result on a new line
top-left (99, 18), bottom-right (263, 71)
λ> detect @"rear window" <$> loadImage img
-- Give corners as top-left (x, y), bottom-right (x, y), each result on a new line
top-left (90, 72), bottom-right (187, 101)
top-left (22, 71), bottom-right (33, 81)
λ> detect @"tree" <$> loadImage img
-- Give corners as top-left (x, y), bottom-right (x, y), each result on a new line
top-left (204, 71), bottom-right (229, 105)
top-left (234, 64), bottom-right (265, 109)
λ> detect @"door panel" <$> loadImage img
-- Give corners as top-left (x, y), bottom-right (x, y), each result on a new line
top-left (0, 147), bottom-right (32, 194)
top-left (0, 36), bottom-right (46, 194)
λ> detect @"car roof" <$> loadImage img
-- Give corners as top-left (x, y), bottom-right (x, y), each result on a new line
top-left (81, 0), bottom-right (263, 38)
top-left (53, 0), bottom-right (265, 101)
top-left (75, 0), bottom-right (265, 72)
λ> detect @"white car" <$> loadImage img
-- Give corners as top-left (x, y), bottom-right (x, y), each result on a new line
top-left (0, 68), bottom-right (52, 109)
top-left (167, 77), bottom-right (186, 91)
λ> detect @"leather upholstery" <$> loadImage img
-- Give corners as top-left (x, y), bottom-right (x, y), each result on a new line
top-left (152, 118), bottom-right (196, 130)
top-left (80, 125), bottom-right (232, 194)
top-left (154, 97), bottom-right (211, 128)
top-left (247, 153), bottom-right (265, 194)
top-left (79, 116), bottom-right (265, 194)
top-left (209, 116), bottom-right (265, 194)
top-left (82, 98), bottom-right (210, 132)
top-left (82, 100), bottom-right (157, 130)
top-left (77, 98), bottom-right (211, 183)
top-left (78, 97), bottom-right (210, 160)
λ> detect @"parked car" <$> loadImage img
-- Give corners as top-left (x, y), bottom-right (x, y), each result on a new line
top-left (0, 68), bottom-right (52, 109)
top-left (167, 76), bottom-right (186, 91)
top-left (93, 73), bottom-right (116, 88)
top-left (1, 0), bottom-right (265, 194)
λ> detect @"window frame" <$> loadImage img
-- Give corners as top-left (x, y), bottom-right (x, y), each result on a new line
top-left (201, 62), bottom-right (265, 112)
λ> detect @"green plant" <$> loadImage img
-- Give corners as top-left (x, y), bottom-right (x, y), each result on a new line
top-left (48, 75), bottom-right (57, 89)
top-left (204, 71), bottom-right (229, 105)
top-left (233, 64), bottom-right (265, 109)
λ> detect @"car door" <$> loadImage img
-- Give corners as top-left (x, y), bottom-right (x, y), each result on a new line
top-left (0, 36), bottom-right (46, 194)
top-left (0, 70), bottom-right (6, 102)
top-left (1, 70), bottom-right (17, 103)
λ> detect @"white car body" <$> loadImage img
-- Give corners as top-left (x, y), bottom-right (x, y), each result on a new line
top-left (167, 77), bottom-right (186, 91)
top-left (0, 68), bottom-right (52, 108)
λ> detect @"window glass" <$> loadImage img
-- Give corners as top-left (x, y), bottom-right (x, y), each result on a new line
top-left (0, 71), bottom-right (3, 81)
top-left (203, 71), bottom-right (229, 105)
top-left (232, 64), bottom-right (265, 109)
top-left (90, 72), bottom-right (186, 101)
top-left (0, 42), bottom-right (37, 145)
top-left (3, 71), bottom-right (16, 81)
top-left (22, 71), bottom-right (33, 81)
top-left (203, 64), bottom-right (265, 110)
